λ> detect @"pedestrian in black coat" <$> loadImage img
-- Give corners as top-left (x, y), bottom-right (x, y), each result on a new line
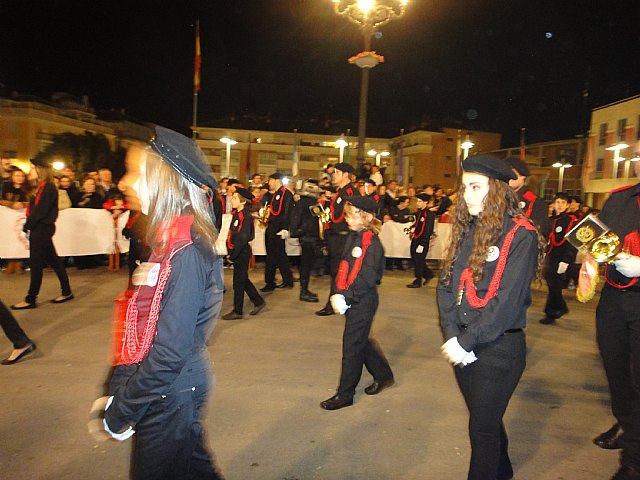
top-left (407, 193), bottom-right (436, 288)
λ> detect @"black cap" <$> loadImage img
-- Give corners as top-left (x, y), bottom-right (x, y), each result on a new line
top-left (269, 172), bottom-right (283, 180)
top-left (234, 186), bottom-right (254, 201)
top-left (227, 178), bottom-right (241, 186)
top-left (463, 154), bottom-right (517, 183)
top-left (31, 157), bottom-right (50, 168)
top-left (150, 126), bottom-right (219, 190)
top-left (363, 178), bottom-right (377, 186)
top-left (334, 162), bottom-right (355, 174)
top-left (416, 193), bottom-right (432, 202)
top-left (505, 156), bottom-right (530, 177)
top-left (347, 195), bottom-right (377, 213)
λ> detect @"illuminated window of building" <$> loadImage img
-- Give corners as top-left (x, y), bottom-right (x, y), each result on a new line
top-left (598, 123), bottom-right (607, 146)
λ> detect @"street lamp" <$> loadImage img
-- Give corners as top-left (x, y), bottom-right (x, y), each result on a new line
top-left (220, 137), bottom-right (237, 178)
top-left (336, 138), bottom-right (348, 162)
top-left (552, 162), bottom-right (572, 192)
top-left (606, 142), bottom-right (630, 178)
top-left (367, 149), bottom-right (389, 166)
top-left (461, 137), bottom-right (474, 160)
top-left (331, 0), bottom-right (409, 164)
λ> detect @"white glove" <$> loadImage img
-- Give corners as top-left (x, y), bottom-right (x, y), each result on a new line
top-left (103, 396), bottom-right (135, 441)
top-left (614, 254), bottom-right (640, 278)
top-left (277, 229), bottom-right (290, 239)
top-left (441, 337), bottom-right (473, 366)
top-left (557, 262), bottom-right (569, 274)
top-left (416, 245), bottom-right (424, 254)
top-left (330, 294), bottom-right (351, 315)
top-left (460, 350), bottom-right (478, 366)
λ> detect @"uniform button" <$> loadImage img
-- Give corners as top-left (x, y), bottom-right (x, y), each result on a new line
top-left (161, 395), bottom-right (166, 399)
top-left (463, 312), bottom-right (467, 316)
top-left (192, 387), bottom-right (196, 391)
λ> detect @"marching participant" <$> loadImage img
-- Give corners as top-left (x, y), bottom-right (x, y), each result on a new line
top-left (540, 192), bottom-right (577, 325)
top-left (260, 173), bottom-right (294, 292)
top-left (321, 195), bottom-right (394, 410)
top-left (437, 154), bottom-right (544, 480)
top-left (593, 161), bottom-right (640, 480)
top-left (103, 127), bottom-right (225, 479)
top-left (407, 193), bottom-right (436, 288)
top-left (506, 156), bottom-right (550, 237)
top-left (289, 179), bottom-right (322, 303)
top-left (223, 186), bottom-right (266, 320)
top-left (316, 163), bottom-right (360, 316)
top-left (363, 178), bottom-right (384, 220)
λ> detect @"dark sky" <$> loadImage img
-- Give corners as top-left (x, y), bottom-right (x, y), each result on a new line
top-left (2, 0), bottom-right (640, 146)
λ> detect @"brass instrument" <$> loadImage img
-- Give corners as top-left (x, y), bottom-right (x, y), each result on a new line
top-left (310, 204), bottom-right (331, 240)
top-left (565, 214), bottom-right (621, 263)
top-left (257, 204), bottom-right (270, 228)
top-left (403, 215), bottom-right (416, 236)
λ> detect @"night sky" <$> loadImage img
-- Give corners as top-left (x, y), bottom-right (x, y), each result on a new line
top-left (2, 0), bottom-right (639, 146)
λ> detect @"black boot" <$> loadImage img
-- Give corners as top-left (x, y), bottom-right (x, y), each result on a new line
top-left (315, 301), bottom-right (334, 316)
top-left (406, 278), bottom-right (421, 288)
top-left (300, 280), bottom-right (319, 303)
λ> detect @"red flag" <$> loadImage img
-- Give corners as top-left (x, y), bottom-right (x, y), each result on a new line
top-left (194, 22), bottom-right (201, 92)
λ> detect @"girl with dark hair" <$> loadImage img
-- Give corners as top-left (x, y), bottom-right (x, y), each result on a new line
top-left (103, 128), bottom-right (225, 479)
top-left (437, 154), bottom-right (544, 480)
top-left (11, 161), bottom-right (73, 309)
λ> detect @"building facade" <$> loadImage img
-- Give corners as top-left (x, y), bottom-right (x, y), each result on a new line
top-left (583, 95), bottom-right (640, 209)
top-left (195, 126), bottom-right (501, 189)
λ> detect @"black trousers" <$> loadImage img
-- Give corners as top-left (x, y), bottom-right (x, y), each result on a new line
top-left (264, 225), bottom-right (293, 286)
top-left (337, 291), bottom-right (393, 398)
top-left (26, 225), bottom-right (72, 304)
top-left (0, 300), bottom-right (31, 349)
top-left (128, 371), bottom-right (223, 480)
top-left (454, 331), bottom-right (526, 480)
top-left (232, 248), bottom-right (263, 314)
top-left (298, 240), bottom-right (317, 286)
top-left (323, 233), bottom-right (349, 304)
top-left (410, 238), bottom-right (432, 280)
top-left (543, 256), bottom-right (568, 318)
top-left (596, 285), bottom-right (640, 470)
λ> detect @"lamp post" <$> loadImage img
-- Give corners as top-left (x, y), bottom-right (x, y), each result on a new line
top-left (331, 0), bottom-right (409, 164)
top-left (461, 136), bottom-right (474, 160)
top-left (552, 162), bottom-right (572, 192)
top-left (367, 149), bottom-right (390, 166)
top-left (606, 142), bottom-right (629, 179)
top-left (220, 137), bottom-right (237, 178)
top-left (336, 138), bottom-right (348, 163)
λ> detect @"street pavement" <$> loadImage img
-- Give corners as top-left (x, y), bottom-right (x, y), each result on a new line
top-left (0, 263), bottom-right (620, 479)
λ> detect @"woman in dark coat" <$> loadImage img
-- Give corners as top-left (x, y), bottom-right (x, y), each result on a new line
top-left (103, 127), bottom-right (225, 479)
top-left (11, 159), bottom-right (73, 310)
top-left (437, 154), bottom-right (544, 480)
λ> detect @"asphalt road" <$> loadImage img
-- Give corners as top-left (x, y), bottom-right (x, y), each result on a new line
top-left (0, 264), bottom-right (620, 479)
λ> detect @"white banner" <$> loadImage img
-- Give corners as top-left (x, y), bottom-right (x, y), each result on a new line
top-left (0, 206), bottom-right (130, 258)
top-left (0, 208), bottom-right (449, 260)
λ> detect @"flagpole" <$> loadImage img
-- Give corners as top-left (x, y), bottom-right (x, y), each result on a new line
top-left (519, 127), bottom-right (526, 160)
top-left (192, 20), bottom-right (201, 140)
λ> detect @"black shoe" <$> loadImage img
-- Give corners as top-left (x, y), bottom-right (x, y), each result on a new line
top-left (10, 302), bottom-right (37, 310)
top-left (612, 465), bottom-right (640, 480)
top-left (364, 378), bottom-right (395, 395)
top-left (315, 306), bottom-right (335, 316)
top-left (260, 284), bottom-right (276, 293)
top-left (539, 317), bottom-right (556, 325)
top-left (1, 343), bottom-right (37, 365)
top-left (406, 280), bottom-right (421, 288)
top-left (51, 293), bottom-right (74, 304)
top-left (222, 311), bottom-right (243, 320)
top-left (594, 423), bottom-right (623, 450)
top-left (250, 302), bottom-right (266, 316)
top-left (423, 271), bottom-right (435, 284)
top-left (276, 282), bottom-right (294, 289)
top-left (320, 394), bottom-right (353, 411)
top-left (300, 291), bottom-right (319, 302)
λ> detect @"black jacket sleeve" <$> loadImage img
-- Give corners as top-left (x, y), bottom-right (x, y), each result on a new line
top-left (229, 211), bottom-right (253, 262)
top-left (24, 183), bottom-right (58, 230)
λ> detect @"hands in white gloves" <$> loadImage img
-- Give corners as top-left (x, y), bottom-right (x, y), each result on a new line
top-left (441, 337), bottom-right (477, 367)
top-left (557, 262), bottom-right (569, 274)
top-left (330, 294), bottom-right (351, 315)
top-left (614, 253), bottom-right (640, 278)
top-left (277, 229), bottom-right (290, 239)
top-left (102, 396), bottom-right (135, 441)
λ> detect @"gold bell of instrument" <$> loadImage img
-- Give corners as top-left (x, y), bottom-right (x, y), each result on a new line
top-left (310, 204), bottom-right (331, 239)
top-left (258, 205), bottom-right (270, 228)
top-left (589, 231), bottom-right (622, 263)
